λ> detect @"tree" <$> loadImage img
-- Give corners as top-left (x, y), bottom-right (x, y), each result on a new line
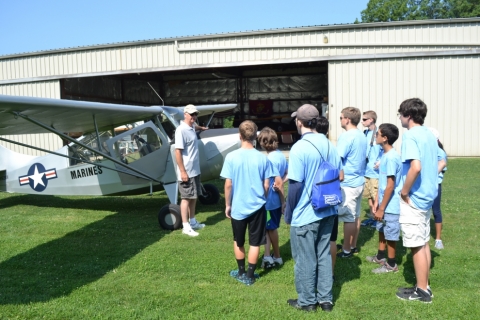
top-left (360, 0), bottom-right (480, 22)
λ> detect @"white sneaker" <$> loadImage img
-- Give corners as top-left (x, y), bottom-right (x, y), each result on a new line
top-left (273, 256), bottom-right (283, 265)
top-left (182, 228), bottom-right (199, 237)
top-left (435, 239), bottom-right (444, 249)
top-left (261, 255), bottom-right (274, 268)
top-left (190, 221), bottom-right (205, 230)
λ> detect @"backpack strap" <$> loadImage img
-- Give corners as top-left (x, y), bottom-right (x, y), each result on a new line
top-left (303, 137), bottom-right (328, 162)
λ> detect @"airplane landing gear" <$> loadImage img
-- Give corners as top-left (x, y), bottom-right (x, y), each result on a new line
top-left (198, 183), bottom-right (220, 205)
top-left (158, 204), bottom-right (181, 230)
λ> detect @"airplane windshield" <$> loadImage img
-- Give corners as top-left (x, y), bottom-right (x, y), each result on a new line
top-left (113, 126), bottom-right (162, 165)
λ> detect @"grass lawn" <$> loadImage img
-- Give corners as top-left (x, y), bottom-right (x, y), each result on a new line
top-left (0, 158), bottom-right (479, 319)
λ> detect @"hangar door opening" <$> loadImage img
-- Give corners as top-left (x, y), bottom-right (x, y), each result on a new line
top-left (60, 61), bottom-right (328, 140)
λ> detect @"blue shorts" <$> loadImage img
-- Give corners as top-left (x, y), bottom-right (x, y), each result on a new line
top-left (266, 207), bottom-right (282, 230)
top-left (376, 213), bottom-right (400, 241)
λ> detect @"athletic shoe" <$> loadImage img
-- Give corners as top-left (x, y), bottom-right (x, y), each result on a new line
top-left (182, 228), bottom-right (199, 237)
top-left (287, 299), bottom-right (317, 312)
top-left (365, 255), bottom-right (386, 265)
top-left (273, 256), bottom-right (284, 266)
top-left (351, 247), bottom-right (359, 254)
top-left (229, 269), bottom-right (259, 279)
top-left (261, 255), bottom-right (275, 268)
top-left (336, 251), bottom-right (353, 258)
top-left (190, 221), bottom-right (205, 230)
top-left (233, 273), bottom-right (255, 286)
top-left (397, 285), bottom-right (433, 298)
top-left (318, 301), bottom-right (334, 312)
top-left (336, 244), bottom-right (343, 252)
top-left (372, 263), bottom-right (398, 273)
top-left (361, 218), bottom-right (375, 226)
top-left (435, 239), bottom-right (444, 249)
top-left (396, 287), bottom-right (432, 303)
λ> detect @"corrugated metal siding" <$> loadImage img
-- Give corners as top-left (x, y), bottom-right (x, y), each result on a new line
top-left (328, 55), bottom-right (480, 157)
top-left (0, 81), bottom-right (63, 155)
top-left (1, 21), bottom-right (480, 83)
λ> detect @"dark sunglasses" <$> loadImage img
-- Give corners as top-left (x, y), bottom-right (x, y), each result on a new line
top-left (189, 112), bottom-right (199, 117)
top-left (362, 118), bottom-right (370, 121)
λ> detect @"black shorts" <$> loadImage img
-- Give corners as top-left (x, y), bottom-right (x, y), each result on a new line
top-left (330, 215), bottom-right (339, 242)
top-left (231, 205), bottom-right (266, 247)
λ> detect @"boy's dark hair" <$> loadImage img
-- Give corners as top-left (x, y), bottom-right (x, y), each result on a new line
top-left (378, 123), bottom-right (399, 145)
top-left (258, 127), bottom-right (278, 151)
top-left (298, 118), bottom-right (318, 130)
top-left (316, 116), bottom-right (329, 135)
top-left (398, 98), bottom-right (427, 125)
top-left (239, 120), bottom-right (257, 141)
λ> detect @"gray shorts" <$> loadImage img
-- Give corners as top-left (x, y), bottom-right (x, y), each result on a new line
top-left (178, 175), bottom-right (203, 199)
top-left (376, 213), bottom-right (400, 241)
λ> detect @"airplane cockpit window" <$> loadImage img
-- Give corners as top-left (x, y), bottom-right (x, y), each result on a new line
top-left (68, 131), bottom-right (112, 166)
top-left (113, 127), bottom-right (162, 164)
top-left (160, 114), bottom-right (177, 140)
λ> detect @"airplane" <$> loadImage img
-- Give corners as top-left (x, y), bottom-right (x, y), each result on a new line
top-left (0, 94), bottom-right (240, 230)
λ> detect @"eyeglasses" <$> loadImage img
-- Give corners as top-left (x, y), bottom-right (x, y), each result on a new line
top-left (189, 112), bottom-right (199, 117)
top-left (362, 118), bottom-right (370, 121)
top-left (375, 131), bottom-right (380, 136)
top-left (397, 113), bottom-right (405, 118)
top-left (339, 117), bottom-right (344, 120)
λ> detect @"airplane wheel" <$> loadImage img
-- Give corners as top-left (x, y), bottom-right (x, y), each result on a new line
top-left (158, 204), bottom-right (182, 230)
top-left (198, 183), bottom-right (220, 205)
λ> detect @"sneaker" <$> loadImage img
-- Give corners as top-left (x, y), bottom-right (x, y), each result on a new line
top-left (182, 228), bottom-right (199, 237)
top-left (336, 244), bottom-right (343, 252)
top-left (336, 251), bottom-right (353, 258)
top-left (287, 299), bottom-right (317, 312)
top-left (365, 255), bottom-right (386, 265)
top-left (397, 286), bottom-right (433, 298)
top-left (351, 247), bottom-right (359, 254)
top-left (396, 287), bottom-right (432, 303)
top-left (229, 269), bottom-right (259, 279)
top-left (361, 218), bottom-right (375, 226)
top-left (435, 239), bottom-right (444, 249)
top-left (261, 255), bottom-right (274, 268)
top-left (273, 256), bottom-right (284, 266)
top-left (190, 221), bottom-right (205, 230)
top-left (372, 263), bottom-right (398, 273)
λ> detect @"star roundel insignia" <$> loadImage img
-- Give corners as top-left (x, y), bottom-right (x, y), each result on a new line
top-left (18, 163), bottom-right (57, 192)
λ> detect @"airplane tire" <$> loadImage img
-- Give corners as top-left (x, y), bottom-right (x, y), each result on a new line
top-left (158, 204), bottom-right (182, 230)
top-left (198, 183), bottom-right (220, 205)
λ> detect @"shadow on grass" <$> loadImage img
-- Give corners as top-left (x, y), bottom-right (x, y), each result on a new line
top-left (256, 239), bottom-right (291, 277)
top-left (0, 194), bottom-right (169, 305)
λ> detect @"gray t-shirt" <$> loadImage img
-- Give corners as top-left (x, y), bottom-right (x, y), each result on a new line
top-left (175, 121), bottom-right (200, 180)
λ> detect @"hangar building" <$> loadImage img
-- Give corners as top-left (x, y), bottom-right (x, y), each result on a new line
top-left (1, 18), bottom-right (479, 156)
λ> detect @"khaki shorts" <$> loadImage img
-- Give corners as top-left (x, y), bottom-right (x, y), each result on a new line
top-left (178, 175), bottom-right (203, 199)
top-left (338, 185), bottom-right (364, 223)
top-left (399, 197), bottom-right (431, 248)
top-left (364, 177), bottom-right (378, 200)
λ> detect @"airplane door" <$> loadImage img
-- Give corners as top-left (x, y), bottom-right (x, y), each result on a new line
top-left (106, 122), bottom-right (170, 185)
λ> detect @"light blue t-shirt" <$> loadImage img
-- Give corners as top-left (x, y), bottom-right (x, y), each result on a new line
top-left (336, 129), bottom-right (367, 187)
top-left (220, 148), bottom-right (277, 220)
top-left (378, 149), bottom-right (402, 215)
top-left (438, 147), bottom-right (447, 184)
top-left (400, 126), bottom-right (439, 211)
top-left (364, 129), bottom-right (383, 179)
top-left (265, 150), bottom-right (288, 210)
top-left (288, 133), bottom-right (342, 227)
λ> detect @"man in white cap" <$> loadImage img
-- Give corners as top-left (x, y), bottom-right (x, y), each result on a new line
top-left (285, 104), bottom-right (341, 312)
top-left (175, 104), bottom-right (208, 237)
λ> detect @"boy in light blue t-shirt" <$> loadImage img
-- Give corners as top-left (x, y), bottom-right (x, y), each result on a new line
top-left (220, 121), bottom-right (277, 286)
top-left (257, 127), bottom-right (288, 268)
top-left (365, 123), bottom-right (402, 273)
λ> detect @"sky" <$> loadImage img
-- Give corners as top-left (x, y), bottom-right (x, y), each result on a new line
top-left (0, 0), bottom-right (369, 56)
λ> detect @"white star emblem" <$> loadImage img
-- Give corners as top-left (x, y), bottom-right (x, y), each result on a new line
top-left (29, 165), bottom-right (45, 189)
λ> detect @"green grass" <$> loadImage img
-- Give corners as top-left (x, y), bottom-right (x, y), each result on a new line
top-left (0, 158), bottom-right (479, 319)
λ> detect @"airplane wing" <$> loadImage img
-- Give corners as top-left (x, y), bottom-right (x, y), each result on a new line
top-left (0, 95), bottom-right (165, 135)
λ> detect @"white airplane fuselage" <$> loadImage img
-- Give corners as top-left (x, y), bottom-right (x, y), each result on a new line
top-left (0, 128), bottom-right (240, 196)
